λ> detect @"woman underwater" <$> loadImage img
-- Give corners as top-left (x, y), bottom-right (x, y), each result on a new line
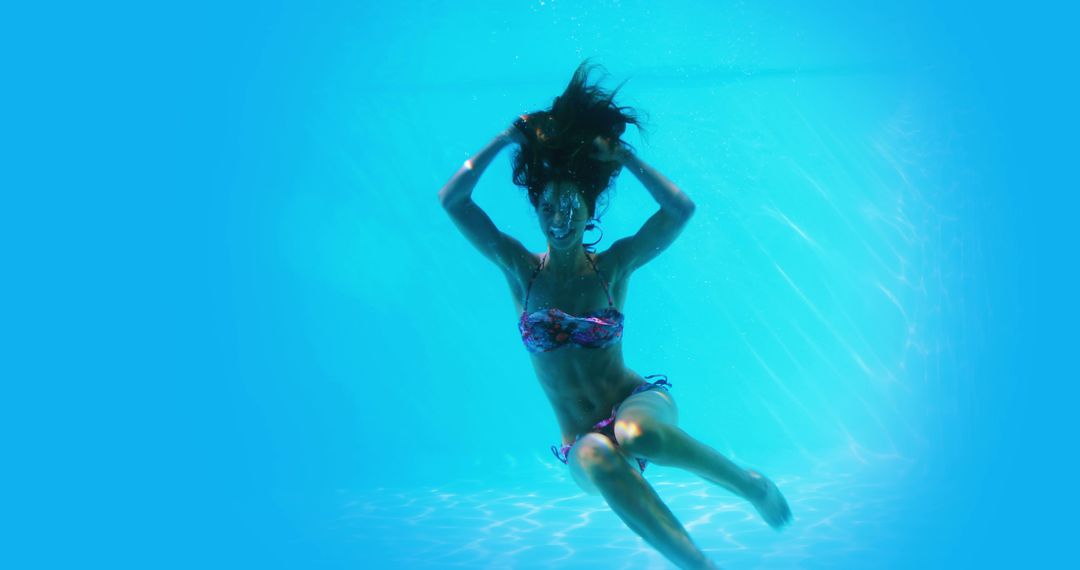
top-left (438, 62), bottom-right (792, 569)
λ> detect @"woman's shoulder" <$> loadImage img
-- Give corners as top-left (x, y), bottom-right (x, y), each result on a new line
top-left (594, 247), bottom-right (627, 285)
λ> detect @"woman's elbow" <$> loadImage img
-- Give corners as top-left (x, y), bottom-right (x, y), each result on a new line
top-left (680, 198), bottom-right (696, 220)
top-left (438, 187), bottom-right (461, 210)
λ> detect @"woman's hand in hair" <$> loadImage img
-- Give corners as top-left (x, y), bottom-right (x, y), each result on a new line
top-left (503, 115), bottom-right (531, 146)
top-left (590, 136), bottom-right (630, 163)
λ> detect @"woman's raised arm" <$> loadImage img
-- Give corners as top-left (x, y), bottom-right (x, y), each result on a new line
top-left (438, 125), bottom-right (535, 279)
top-left (592, 138), bottom-right (696, 279)
top-left (438, 125), bottom-right (520, 208)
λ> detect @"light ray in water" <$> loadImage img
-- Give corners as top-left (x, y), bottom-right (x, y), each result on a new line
top-left (768, 258), bottom-right (885, 385)
top-left (763, 203), bottom-right (821, 250)
top-left (875, 280), bottom-right (910, 321)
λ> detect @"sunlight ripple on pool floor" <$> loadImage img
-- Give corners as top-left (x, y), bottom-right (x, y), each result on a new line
top-left (336, 456), bottom-right (907, 569)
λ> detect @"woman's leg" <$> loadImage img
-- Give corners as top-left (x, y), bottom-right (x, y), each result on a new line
top-left (613, 390), bottom-right (793, 528)
top-left (568, 433), bottom-right (718, 570)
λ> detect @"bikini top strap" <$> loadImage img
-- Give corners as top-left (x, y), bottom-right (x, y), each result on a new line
top-left (522, 254), bottom-right (545, 312)
top-left (583, 248), bottom-right (615, 307)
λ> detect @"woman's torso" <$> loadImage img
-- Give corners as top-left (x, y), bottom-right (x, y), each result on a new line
top-left (509, 250), bottom-right (647, 444)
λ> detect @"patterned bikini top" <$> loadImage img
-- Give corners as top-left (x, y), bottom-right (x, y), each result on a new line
top-left (518, 250), bottom-right (624, 353)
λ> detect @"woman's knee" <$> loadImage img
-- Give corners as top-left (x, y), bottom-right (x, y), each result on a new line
top-left (613, 416), bottom-right (668, 457)
top-left (612, 390), bottom-right (678, 456)
top-left (567, 433), bottom-right (633, 493)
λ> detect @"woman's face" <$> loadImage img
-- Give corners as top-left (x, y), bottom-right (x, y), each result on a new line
top-left (538, 182), bottom-right (589, 250)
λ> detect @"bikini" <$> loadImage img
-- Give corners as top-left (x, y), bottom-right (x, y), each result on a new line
top-left (518, 246), bottom-right (672, 474)
top-left (518, 250), bottom-right (624, 353)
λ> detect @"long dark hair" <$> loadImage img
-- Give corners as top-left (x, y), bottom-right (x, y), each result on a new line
top-left (511, 60), bottom-right (644, 221)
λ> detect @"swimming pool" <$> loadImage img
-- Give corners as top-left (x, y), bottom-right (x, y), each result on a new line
top-left (13, 0), bottom-right (1073, 568)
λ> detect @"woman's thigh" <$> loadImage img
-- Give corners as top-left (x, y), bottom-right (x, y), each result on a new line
top-left (615, 387), bottom-right (679, 428)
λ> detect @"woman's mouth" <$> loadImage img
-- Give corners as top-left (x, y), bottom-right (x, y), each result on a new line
top-left (550, 227), bottom-right (571, 240)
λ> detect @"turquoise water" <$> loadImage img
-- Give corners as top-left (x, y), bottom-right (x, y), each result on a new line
top-left (6, 1), bottom-right (1076, 568)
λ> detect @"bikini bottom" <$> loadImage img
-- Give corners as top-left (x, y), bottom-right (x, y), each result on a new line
top-left (550, 374), bottom-right (672, 474)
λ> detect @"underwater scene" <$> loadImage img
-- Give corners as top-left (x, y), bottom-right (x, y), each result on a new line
top-left (8, 1), bottom-right (1075, 569)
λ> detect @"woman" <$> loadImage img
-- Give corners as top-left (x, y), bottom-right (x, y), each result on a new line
top-left (438, 62), bottom-right (792, 570)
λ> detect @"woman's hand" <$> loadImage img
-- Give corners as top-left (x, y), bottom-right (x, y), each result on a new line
top-left (591, 136), bottom-right (629, 163)
top-left (503, 115), bottom-right (530, 146)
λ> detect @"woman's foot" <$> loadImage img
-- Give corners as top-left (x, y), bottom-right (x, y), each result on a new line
top-left (746, 470), bottom-right (792, 529)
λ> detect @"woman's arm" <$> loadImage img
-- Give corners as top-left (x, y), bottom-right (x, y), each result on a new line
top-left (438, 127), bottom-right (535, 280)
top-left (618, 149), bottom-right (696, 218)
top-left (594, 138), bottom-right (696, 278)
top-left (438, 129), bottom-right (516, 209)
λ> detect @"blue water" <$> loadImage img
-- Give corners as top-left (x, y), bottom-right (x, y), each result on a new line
top-left (5, 1), bottom-right (1076, 568)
